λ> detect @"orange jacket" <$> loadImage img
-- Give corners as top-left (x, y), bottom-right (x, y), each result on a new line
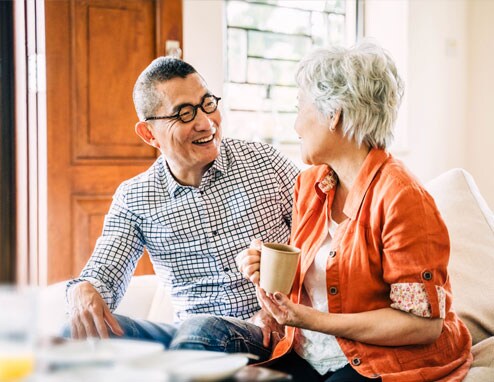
top-left (271, 149), bottom-right (472, 381)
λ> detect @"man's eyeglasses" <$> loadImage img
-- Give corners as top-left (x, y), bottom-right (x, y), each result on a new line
top-left (144, 94), bottom-right (221, 124)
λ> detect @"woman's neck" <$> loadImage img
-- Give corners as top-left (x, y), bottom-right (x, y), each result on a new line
top-left (327, 143), bottom-right (371, 222)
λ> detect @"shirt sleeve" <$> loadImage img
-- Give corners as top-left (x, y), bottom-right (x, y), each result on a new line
top-left (381, 184), bottom-right (449, 319)
top-left (267, 145), bottom-right (300, 230)
top-left (66, 181), bottom-right (145, 311)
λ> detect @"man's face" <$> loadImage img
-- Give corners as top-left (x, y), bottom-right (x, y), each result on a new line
top-left (143, 73), bottom-right (222, 181)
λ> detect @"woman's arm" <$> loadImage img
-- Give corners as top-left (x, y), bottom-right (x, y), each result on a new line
top-left (258, 289), bottom-right (443, 346)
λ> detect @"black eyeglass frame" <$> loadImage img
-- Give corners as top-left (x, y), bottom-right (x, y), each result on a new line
top-left (144, 94), bottom-right (221, 123)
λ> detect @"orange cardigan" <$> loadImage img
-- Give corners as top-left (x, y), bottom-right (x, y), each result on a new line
top-left (271, 149), bottom-right (472, 381)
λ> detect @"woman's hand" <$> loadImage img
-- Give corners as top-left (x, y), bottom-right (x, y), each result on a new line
top-left (236, 239), bottom-right (262, 285)
top-left (256, 287), bottom-right (312, 328)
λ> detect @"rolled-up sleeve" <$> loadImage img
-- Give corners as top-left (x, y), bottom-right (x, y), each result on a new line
top-left (381, 184), bottom-right (450, 319)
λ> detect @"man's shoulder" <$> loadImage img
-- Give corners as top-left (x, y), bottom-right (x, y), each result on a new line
top-left (222, 137), bottom-right (277, 158)
top-left (222, 138), bottom-right (295, 171)
top-left (116, 156), bottom-right (164, 197)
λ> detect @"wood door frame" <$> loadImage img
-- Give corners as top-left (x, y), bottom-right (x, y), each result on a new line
top-left (14, 0), bottom-right (48, 285)
top-left (0, 0), bottom-right (16, 283)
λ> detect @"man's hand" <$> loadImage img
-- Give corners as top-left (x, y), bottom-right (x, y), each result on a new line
top-left (256, 287), bottom-right (310, 328)
top-left (236, 239), bottom-right (262, 285)
top-left (67, 281), bottom-right (124, 339)
top-left (247, 308), bottom-right (285, 348)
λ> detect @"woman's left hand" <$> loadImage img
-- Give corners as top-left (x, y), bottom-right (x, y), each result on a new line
top-left (256, 287), bottom-right (311, 328)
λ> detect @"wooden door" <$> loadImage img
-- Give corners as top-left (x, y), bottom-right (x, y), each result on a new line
top-left (45, 0), bottom-right (182, 284)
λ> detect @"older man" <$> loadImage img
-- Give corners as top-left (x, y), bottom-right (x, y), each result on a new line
top-left (66, 57), bottom-right (298, 360)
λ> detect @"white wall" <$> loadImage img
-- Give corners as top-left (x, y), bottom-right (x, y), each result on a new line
top-left (467, 0), bottom-right (494, 210)
top-left (365, 0), bottom-right (492, 209)
top-left (183, 0), bottom-right (224, 97)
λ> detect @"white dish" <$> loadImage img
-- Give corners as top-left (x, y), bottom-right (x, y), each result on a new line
top-left (128, 349), bottom-right (249, 381)
top-left (38, 338), bottom-right (164, 366)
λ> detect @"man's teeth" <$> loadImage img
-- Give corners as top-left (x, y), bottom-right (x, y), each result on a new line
top-left (193, 135), bottom-right (214, 144)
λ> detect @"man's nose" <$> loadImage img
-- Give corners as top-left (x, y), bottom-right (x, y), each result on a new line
top-left (194, 108), bottom-right (214, 130)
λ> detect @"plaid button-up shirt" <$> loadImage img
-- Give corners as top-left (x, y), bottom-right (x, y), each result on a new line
top-left (68, 138), bottom-right (299, 322)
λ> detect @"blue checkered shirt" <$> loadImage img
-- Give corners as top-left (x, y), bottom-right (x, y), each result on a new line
top-left (68, 138), bottom-right (299, 322)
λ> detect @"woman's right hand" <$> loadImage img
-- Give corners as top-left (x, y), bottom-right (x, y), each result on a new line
top-left (236, 239), bottom-right (262, 285)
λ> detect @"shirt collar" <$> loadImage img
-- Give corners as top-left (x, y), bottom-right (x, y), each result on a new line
top-left (313, 148), bottom-right (389, 219)
top-left (161, 140), bottom-right (232, 198)
top-left (343, 148), bottom-right (389, 219)
top-left (315, 167), bottom-right (338, 201)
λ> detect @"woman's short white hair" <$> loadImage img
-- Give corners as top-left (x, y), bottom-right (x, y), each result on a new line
top-left (295, 41), bottom-right (404, 149)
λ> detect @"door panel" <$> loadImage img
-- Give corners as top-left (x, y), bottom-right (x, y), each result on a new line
top-left (74, 0), bottom-right (157, 161)
top-left (45, 0), bottom-right (182, 283)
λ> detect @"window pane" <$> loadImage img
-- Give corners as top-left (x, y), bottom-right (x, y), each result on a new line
top-left (270, 86), bottom-right (298, 113)
top-left (248, 30), bottom-right (311, 60)
top-left (276, 1), bottom-right (327, 11)
top-left (328, 14), bottom-right (346, 45)
top-left (224, 82), bottom-right (266, 111)
top-left (224, 0), bottom-right (353, 162)
top-left (223, 110), bottom-right (259, 141)
top-left (325, 0), bottom-right (346, 13)
top-left (312, 12), bottom-right (346, 47)
top-left (247, 58), bottom-right (297, 86)
top-left (227, 1), bottom-right (311, 34)
top-left (276, 112), bottom-right (299, 143)
top-left (227, 28), bottom-right (247, 82)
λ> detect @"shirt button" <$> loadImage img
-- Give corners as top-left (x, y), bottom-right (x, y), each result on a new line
top-left (422, 270), bottom-right (433, 280)
top-left (212, 230), bottom-right (218, 236)
top-left (329, 250), bottom-right (336, 258)
top-left (223, 267), bottom-right (230, 272)
top-left (329, 286), bottom-right (338, 295)
top-left (351, 357), bottom-right (361, 366)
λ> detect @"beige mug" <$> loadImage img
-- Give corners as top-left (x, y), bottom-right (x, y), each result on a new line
top-left (260, 243), bottom-right (301, 295)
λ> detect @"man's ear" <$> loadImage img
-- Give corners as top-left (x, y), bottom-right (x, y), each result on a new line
top-left (135, 121), bottom-right (160, 149)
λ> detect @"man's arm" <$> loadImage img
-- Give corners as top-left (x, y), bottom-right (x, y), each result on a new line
top-left (66, 182), bottom-right (145, 338)
top-left (268, 146), bottom-right (299, 229)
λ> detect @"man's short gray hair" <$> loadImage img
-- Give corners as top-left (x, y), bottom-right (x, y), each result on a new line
top-left (133, 57), bottom-right (197, 121)
top-left (295, 41), bottom-right (404, 149)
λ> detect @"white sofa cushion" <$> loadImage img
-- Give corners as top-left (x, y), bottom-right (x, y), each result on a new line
top-left (38, 275), bottom-right (169, 337)
top-left (426, 168), bottom-right (494, 345)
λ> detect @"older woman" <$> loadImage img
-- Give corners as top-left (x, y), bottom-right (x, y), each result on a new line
top-left (237, 42), bottom-right (472, 381)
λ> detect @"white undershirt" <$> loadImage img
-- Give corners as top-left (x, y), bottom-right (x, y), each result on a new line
top-left (293, 219), bottom-right (348, 375)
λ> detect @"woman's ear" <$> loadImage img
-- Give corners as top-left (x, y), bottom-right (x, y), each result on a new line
top-left (329, 109), bottom-right (342, 132)
top-left (135, 121), bottom-right (160, 149)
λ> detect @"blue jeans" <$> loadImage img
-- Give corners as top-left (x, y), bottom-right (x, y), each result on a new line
top-left (63, 314), bottom-right (271, 363)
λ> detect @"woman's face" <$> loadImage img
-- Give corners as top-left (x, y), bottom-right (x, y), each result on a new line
top-left (294, 90), bottom-right (335, 166)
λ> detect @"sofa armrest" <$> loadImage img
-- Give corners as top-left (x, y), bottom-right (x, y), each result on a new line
top-left (114, 275), bottom-right (159, 319)
top-left (464, 337), bottom-right (494, 382)
top-left (38, 275), bottom-right (164, 338)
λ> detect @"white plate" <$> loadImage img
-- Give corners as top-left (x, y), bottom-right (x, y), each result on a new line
top-left (129, 350), bottom-right (249, 381)
top-left (38, 338), bottom-right (164, 366)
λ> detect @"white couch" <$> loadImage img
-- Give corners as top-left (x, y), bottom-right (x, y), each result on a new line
top-left (40, 168), bottom-right (494, 381)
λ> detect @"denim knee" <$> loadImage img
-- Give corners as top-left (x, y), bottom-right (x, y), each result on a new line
top-left (170, 316), bottom-right (231, 350)
top-left (170, 315), bottom-right (271, 361)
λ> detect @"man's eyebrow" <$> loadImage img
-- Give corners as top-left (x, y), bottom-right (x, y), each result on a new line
top-left (171, 92), bottom-right (212, 113)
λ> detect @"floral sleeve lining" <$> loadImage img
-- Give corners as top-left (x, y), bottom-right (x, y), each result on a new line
top-left (390, 283), bottom-right (446, 318)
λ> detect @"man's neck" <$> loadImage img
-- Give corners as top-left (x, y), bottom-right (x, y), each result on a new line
top-left (166, 161), bottom-right (213, 188)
